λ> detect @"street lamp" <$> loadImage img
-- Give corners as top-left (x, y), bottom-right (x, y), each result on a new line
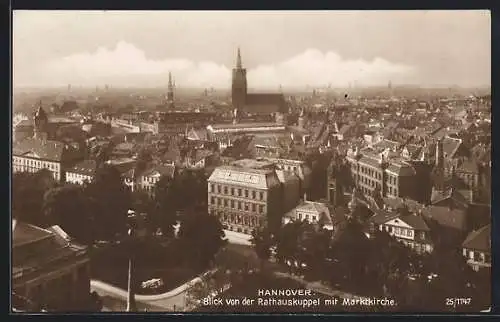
top-left (126, 211), bottom-right (137, 312)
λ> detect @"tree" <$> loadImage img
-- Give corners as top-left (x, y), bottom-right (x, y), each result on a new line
top-left (251, 226), bottom-right (273, 270)
top-left (43, 184), bottom-right (95, 244)
top-left (177, 211), bottom-right (226, 270)
top-left (85, 164), bottom-right (131, 241)
top-left (12, 170), bottom-right (57, 227)
top-left (152, 175), bottom-right (177, 237)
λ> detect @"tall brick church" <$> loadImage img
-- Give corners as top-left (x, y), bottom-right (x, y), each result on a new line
top-left (231, 48), bottom-right (287, 123)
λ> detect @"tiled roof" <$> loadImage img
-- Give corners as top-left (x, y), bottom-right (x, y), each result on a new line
top-left (400, 214), bottom-right (430, 231)
top-left (208, 165), bottom-right (280, 190)
top-left (13, 138), bottom-right (67, 162)
top-left (13, 221), bottom-right (52, 248)
top-left (442, 136), bottom-right (463, 158)
top-left (245, 93), bottom-right (286, 113)
top-left (421, 205), bottom-right (467, 231)
top-left (462, 225), bottom-right (491, 252)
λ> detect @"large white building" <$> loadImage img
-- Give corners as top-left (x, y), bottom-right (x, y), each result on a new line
top-left (207, 159), bottom-right (301, 236)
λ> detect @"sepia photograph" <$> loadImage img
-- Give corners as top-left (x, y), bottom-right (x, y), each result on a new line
top-left (11, 10), bottom-right (491, 313)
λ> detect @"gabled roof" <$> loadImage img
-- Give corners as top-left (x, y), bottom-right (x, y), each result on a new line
top-left (399, 214), bottom-right (430, 231)
top-left (421, 205), bottom-right (467, 231)
top-left (462, 224), bottom-right (491, 252)
top-left (442, 136), bottom-right (463, 159)
top-left (13, 138), bottom-right (67, 162)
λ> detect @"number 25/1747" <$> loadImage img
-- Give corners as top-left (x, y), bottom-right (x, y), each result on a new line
top-left (445, 298), bottom-right (472, 307)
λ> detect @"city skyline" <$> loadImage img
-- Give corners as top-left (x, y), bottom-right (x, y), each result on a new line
top-left (13, 10), bottom-right (491, 89)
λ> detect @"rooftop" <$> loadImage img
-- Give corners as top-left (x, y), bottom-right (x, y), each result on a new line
top-left (462, 224), bottom-right (491, 252)
top-left (13, 138), bottom-right (68, 162)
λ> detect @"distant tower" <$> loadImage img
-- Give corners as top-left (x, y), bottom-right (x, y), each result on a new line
top-left (298, 107), bottom-right (306, 129)
top-left (67, 84), bottom-right (72, 92)
top-left (388, 80), bottom-right (393, 97)
top-left (33, 101), bottom-right (49, 140)
top-left (167, 72), bottom-right (175, 108)
top-left (232, 47), bottom-right (247, 110)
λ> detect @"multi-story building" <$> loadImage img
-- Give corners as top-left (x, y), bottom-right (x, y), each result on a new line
top-left (13, 138), bottom-right (80, 183)
top-left (12, 220), bottom-right (90, 312)
top-left (136, 164), bottom-right (176, 196)
top-left (369, 210), bottom-right (434, 254)
top-left (462, 224), bottom-right (491, 272)
top-left (65, 160), bottom-right (97, 185)
top-left (346, 147), bottom-right (418, 200)
top-left (283, 200), bottom-right (335, 231)
top-left (207, 159), bottom-right (299, 235)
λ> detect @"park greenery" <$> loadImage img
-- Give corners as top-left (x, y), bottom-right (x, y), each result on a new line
top-left (251, 213), bottom-right (490, 312)
top-left (13, 166), bottom-right (224, 295)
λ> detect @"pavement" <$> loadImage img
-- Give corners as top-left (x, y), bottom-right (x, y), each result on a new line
top-left (223, 230), bottom-right (252, 246)
top-left (91, 269), bottom-right (218, 312)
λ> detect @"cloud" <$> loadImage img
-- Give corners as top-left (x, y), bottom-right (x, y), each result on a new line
top-left (33, 41), bottom-right (415, 88)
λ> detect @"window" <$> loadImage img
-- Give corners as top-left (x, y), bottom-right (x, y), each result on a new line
top-left (224, 186), bottom-right (228, 194)
top-left (408, 230), bottom-right (413, 238)
top-left (231, 188), bottom-right (235, 196)
top-left (231, 200), bottom-right (235, 208)
top-left (298, 213), bottom-right (302, 220)
top-left (420, 231), bottom-right (425, 240)
top-left (244, 203), bottom-right (249, 211)
top-left (252, 191), bottom-right (256, 199)
top-left (238, 189), bottom-right (242, 196)
top-left (305, 214), bottom-right (310, 221)
top-left (217, 198), bottom-right (221, 205)
top-left (259, 205), bottom-right (264, 214)
top-left (312, 216), bottom-right (317, 222)
top-left (210, 184), bottom-right (215, 192)
top-left (245, 190), bottom-right (249, 198)
top-left (238, 201), bottom-right (242, 210)
top-left (211, 197), bottom-right (215, 204)
top-left (252, 204), bottom-right (256, 212)
top-left (224, 199), bottom-right (228, 207)
top-left (217, 185), bottom-right (221, 193)
top-left (260, 192), bottom-right (264, 200)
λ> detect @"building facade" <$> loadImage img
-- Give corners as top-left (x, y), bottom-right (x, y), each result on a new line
top-left (462, 224), bottom-right (491, 272)
top-left (207, 160), bottom-right (285, 235)
top-left (12, 221), bottom-right (90, 312)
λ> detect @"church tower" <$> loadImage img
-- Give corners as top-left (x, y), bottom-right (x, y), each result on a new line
top-left (167, 72), bottom-right (175, 108)
top-left (33, 101), bottom-right (48, 141)
top-left (232, 47), bottom-right (247, 110)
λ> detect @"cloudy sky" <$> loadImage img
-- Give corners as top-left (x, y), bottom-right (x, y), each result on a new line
top-left (13, 10), bottom-right (490, 89)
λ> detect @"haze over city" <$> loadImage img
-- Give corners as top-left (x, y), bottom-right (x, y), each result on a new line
top-left (13, 10), bottom-right (491, 89)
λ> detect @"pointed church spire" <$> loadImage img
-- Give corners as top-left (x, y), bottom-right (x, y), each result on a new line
top-left (168, 72), bottom-right (173, 88)
top-left (236, 47), bottom-right (242, 69)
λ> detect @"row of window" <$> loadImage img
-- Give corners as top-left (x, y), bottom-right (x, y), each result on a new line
top-left (215, 212), bottom-right (263, 228)
top-left (297, 212), bottom-right (318, 222)
top-left (380, 224), bottom-right (424, 240)
top-left (400, 240), bottom-right (433, 254)
top-left (210, 184), bottom-right (265, 201)
top-left (13, 157), bottom-right (59, 171)
top-left (210, 197), bottom-right (265, 214)
top-left (13, 166), bottom-right (59, 180)
top-left (463, 249), bottom-right (491, 263)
